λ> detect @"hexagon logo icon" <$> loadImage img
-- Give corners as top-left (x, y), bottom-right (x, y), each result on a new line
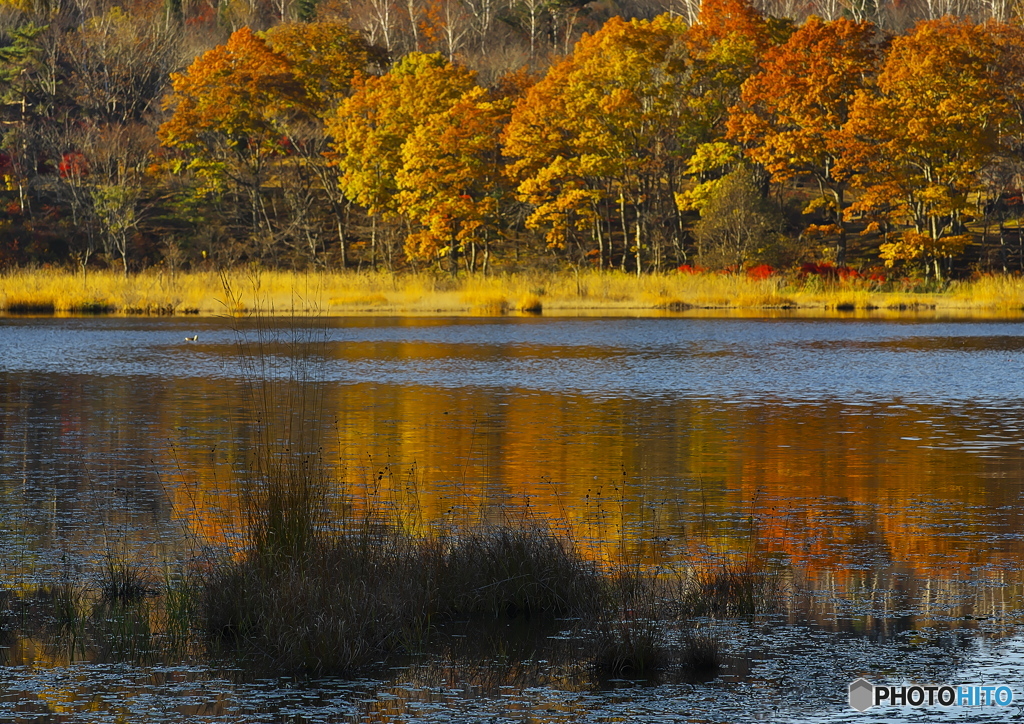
top-left (849, 678), bottom-right (875, 712)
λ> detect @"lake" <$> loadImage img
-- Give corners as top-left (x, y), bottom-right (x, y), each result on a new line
top-left (1, 313), bottom-right (1023, 722)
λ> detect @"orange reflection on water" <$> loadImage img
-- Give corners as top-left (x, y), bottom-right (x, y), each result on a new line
top-left (150, 376), bottom-right (1024, 603)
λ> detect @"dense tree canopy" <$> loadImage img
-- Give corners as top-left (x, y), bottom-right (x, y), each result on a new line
top-left (847, 18), bottom-right (1018, 277)
top-left (728, 17), bottom-right (877, 265)
top-left (1, 0), bottom-right (1024, 278)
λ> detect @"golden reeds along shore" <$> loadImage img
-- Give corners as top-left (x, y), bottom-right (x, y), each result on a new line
top-left (2, 268), bottom-right (1024, 316)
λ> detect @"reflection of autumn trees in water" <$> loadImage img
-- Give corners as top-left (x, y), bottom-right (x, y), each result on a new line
top-left (4, 360), bottom-right (1023, 628)
top-left (728, 403), bottom-right (1024, 574)
top-left (154, 376), bottom-right (1024, 578)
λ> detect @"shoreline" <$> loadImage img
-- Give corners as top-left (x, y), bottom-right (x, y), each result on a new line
top-left (2, 268), bottom-right (1024, 318)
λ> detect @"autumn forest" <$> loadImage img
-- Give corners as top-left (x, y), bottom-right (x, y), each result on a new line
top-left (2, 0), bottom-right (1024, 281)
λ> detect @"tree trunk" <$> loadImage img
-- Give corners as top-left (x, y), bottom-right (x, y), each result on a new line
top-left (835, 186), bottom-right (846, 267)
top-left (1000, 220), bottom-right (1007, 274)
top-left (635, 220), bottom-right (642, 277)
top-left (619, 195), bottom-right (628, 272)
top-left (370, 216), bottom-right (377, 269)
top-left (336, 219), bottom-right (348, 269)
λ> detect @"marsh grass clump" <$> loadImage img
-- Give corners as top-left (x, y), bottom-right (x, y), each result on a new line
top-left (681, 560), bottom-right (785, 618)
top-left (196, 513), bottom-right (610, 674)
top-left (48, 578), bottom-right (91, 656)
top-left (678, 626), bottom-right (722, 678)
top-left (241, 452), bottom-right (331, 567)
top-left (437, 523), bottom-right (603, 620)
top-left (199, 518), bottom-right (435, 674)
top-left (80, 557), bottom-right (162, 663)
top-left (592, 607), bottom-right (668, 677)
top-left (98, 557), bottom-right (160, 605)
top-left (159, 564), bottom-right (200, 656)
top-left (6, 571), bottom-right (160, 665)
top-left (591, 566), bottom-right (670, 677)
top-left (516, 294), bottom-right (543, 313)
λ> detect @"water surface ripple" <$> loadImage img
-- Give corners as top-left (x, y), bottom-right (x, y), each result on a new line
top-left (1, 315), bottom-right (1024, 723)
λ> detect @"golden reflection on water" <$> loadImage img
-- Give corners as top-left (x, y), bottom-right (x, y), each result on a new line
top-left (150, 375), bottom-right (1024, 593)
top-left (4, 315), bottom-right (1024, 635)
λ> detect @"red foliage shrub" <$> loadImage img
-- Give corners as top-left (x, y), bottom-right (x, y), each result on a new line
top-left (746, 264), bottom-right (774, 279)
top-left (58, 152), bottom-right (88, 179)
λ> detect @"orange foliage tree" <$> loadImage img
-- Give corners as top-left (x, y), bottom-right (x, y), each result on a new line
top-left (263, 21), bottom-right (383, 265)
top-left (847, 18), bottom-right (1021, 277)
top-left (159, 27), bottom-right (304, 237)
top-left (688, 0), bottom-right (776, 139)
top-left (263, 20), bottom-right (380, 117)
top-left (728, 17), bottom-right (877, 265)
top-left (160, 23), bottom-right (380, 265)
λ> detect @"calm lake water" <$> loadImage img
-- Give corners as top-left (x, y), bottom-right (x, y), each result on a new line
top-left (2, 313), bottom-right (1024, 722)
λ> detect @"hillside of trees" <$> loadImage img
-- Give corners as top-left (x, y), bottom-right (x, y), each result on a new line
top-left (0, 0), bottom-right (1023, 279)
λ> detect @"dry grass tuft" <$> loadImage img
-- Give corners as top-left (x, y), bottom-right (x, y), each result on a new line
top-left (98, 557), bottom-right (160, 605)
top-left (591, 567), bottom-right (670, 677)
top-left (438, 523), bottom-right (603, 620)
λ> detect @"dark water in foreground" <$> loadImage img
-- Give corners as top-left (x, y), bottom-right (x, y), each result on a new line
top-left (2, 314), bottom-right (1024, 722)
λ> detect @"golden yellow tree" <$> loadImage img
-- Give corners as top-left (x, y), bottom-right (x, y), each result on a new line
top-left (396, 87), bottom-right (509, 272)
top-left (326, 52), bottom-right (478, 266)
top-left (327, 52), bottom-right (476, 220)
top-left (502, 14), bottom-right (694, 272)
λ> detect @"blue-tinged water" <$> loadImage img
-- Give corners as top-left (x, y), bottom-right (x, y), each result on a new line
top-left (1, 314), bottom-right (1023, 722)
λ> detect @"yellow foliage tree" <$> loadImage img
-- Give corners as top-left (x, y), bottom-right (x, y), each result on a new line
top-left (396, 86), bottom-right (509, 272)
top-left (327, 52), bottom-right (477, 220)
top-left (502, 14), bottom-right (695, 272)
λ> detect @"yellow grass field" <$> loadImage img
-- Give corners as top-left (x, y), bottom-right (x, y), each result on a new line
top-left (1, 268), bottom-right (1023, 316)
